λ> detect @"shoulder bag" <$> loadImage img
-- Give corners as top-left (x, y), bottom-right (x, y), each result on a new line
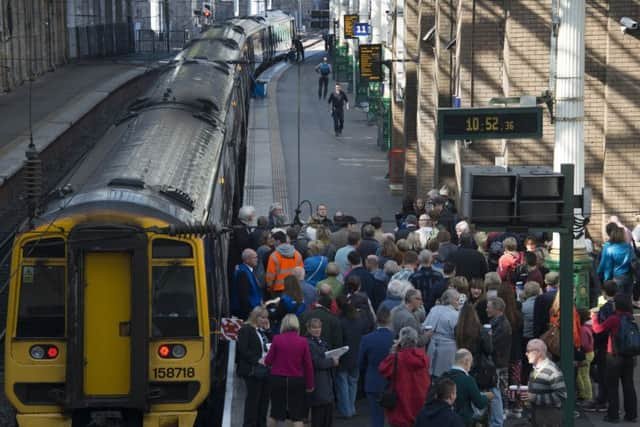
top-left (540, 323), bottom-right (561, 357)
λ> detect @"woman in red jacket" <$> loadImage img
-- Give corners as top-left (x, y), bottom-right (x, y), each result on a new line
top-left (378, 326), bottom-right (431, 427)
top-left (264, 314), bottom-right (315, 427)
top-left (591, 293), bottom-right (637, 423)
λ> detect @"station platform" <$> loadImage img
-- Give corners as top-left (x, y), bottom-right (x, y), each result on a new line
top-left (0, 54), bottom-right (170, 185)
top-left (243, 42), bottom-right (400, 223)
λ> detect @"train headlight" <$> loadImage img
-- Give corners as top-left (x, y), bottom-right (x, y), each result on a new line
top-left (171, 344), bottom-right (187, 359)
top-left (30, 345), bottom-right (46, 360)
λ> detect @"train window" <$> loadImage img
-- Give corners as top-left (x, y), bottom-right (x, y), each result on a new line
top-left (16, 265), bottom-right (65, 338)
top-left (151, 265), bottom-right (199, 337)
top-left (152, 239), bottom-right (193, 259)
top-left (22, 238), bottom-right (65, 258)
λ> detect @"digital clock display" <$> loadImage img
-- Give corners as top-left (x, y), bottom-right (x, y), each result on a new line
top-left (438, 107), bottom-right (543, 140)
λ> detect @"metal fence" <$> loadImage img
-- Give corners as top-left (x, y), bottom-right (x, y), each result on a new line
top-left (135, 30), bottom-right (191, 54)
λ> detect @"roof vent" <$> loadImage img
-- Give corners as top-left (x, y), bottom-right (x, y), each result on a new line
top-left (108, 178), bottom-right (145, 189)
top-left (160, 186), bottom-right (195, 211)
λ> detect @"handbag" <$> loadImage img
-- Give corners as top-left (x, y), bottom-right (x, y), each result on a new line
top-left (541, 323), bottom-right (561, 357)
top-left (378, 353), bottom-right (398, 409)
top-left (250, 363), bottom-right (270, 379)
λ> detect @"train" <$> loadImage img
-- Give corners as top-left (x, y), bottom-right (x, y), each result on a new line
top-left (3, 11), bottom-right (296, 427)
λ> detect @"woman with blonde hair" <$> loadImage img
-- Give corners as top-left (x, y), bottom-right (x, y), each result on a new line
top-left (237, 306), bottom-right (272, 427)
top-left (265, 314), bottom-right (314, 427)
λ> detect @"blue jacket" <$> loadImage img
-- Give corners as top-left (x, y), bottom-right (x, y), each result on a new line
top-left (304, 255), bottom-right (328, 286)
top-left (598, 241), bottom-right (635, 280)
top-left (358, 327), bottom-right (394, 393)
top-left (231, 264), bottom-right (262, 319)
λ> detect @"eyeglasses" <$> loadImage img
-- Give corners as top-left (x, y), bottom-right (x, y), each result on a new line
top-left (525, 349), bottom-right (539, 354)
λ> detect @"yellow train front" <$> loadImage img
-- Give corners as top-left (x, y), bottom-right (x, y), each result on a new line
top-left (3, 11), bottom-right (296, 427)
top-left (5, 221), bottom-right (214, 427)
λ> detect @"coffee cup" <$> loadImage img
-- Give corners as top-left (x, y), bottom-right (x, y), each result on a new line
top-left (483, 324), bottom-right (491, 331)
top-left (424, 325), bottom-right (434, 331)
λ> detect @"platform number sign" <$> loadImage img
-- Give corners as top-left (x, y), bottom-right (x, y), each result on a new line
top-left (353, 22), bottom-right (370, 37)
top-left (344, 14), bottom-right (358, 39)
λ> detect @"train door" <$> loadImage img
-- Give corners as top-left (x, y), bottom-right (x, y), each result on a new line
top-left (66, 227), bottom-right (148, 412)
top-left (83, 252), bottom-right (132, 395)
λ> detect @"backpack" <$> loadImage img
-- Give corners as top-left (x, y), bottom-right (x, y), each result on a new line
top-left (319, 63), bottom-right (331, 76)
top-left (472, 352), bottom-right (498, 390)
top-left (615, 314), bottom-right (640, 357)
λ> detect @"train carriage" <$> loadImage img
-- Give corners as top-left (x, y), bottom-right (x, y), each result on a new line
top-left (3, 11), bottom-right (295, 427)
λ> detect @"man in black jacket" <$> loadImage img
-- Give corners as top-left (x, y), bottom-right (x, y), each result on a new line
top-left (487, 296), bottom-right (512, 420)
top-left (449, 233), bottom-right (488, 282)
top-left (301, 287), bottom-right (344, 350)
top-left (533, 271), bottom-right (559, 338)
top-left (328, 84), bottom-right (349, 136)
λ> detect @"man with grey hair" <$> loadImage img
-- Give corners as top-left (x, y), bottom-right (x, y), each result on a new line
top-left (390, 289), bottom-right (426, 341)
top-left (231, 248), bottom-right (262, 319)
top-left (410, 249), bottom-right (446, 316)
top-left (522, 339), bottom-right (566, 426)
top-left (443, 348), bottom-right (493, 425)
top-left (366, 255), bottom-right (388, 310)
top-left (380, 280), bottom-right (413, 312)
top-left (487, 296), bottom-right (511, 421)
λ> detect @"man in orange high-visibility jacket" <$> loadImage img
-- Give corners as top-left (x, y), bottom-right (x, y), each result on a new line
top-left (266, 230), bottom-right (304, 296)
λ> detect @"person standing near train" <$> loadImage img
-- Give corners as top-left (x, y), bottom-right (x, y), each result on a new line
top-left (327, 84), bottom-right (349, 137)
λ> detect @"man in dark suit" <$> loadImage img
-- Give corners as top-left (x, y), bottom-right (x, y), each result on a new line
top-left (231, 249), bottom-right (263, 319)
top-left (358, 307), bottom-right (395, 427)
top-left (533, 271), bottom-right (560, 337)
top-left (345, 251), bottom-right (379, 308)
top-left (449, 233), bottom-right (488, 282)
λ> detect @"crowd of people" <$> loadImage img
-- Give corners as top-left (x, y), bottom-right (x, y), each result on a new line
top-left (230, 191), bottom-right (639, 427)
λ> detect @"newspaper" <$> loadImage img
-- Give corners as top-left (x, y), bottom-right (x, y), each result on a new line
top-left (324, 346), bottom-right (349, 359)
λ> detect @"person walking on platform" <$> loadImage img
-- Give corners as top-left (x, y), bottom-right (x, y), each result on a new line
top-left (315, 57), bottom-right (332, 99)
top-left (328, 84), bottom-right (349, 136)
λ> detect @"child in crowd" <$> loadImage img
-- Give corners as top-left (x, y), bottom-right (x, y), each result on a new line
top-left (576, 308), bottom-right (594, 403)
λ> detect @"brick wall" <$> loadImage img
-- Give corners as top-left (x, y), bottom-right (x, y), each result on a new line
top-left (416, 0), bottom-right (437, 195)
top-left (403, 0), bottom-right (421, 194)
top-left (602, 0), bottom-right (640, 235)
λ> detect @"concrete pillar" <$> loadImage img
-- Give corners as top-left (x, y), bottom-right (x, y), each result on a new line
top-left (371, 0), bottom-right (382, 44)
top-left (554, 0), bottom-right (585, 193)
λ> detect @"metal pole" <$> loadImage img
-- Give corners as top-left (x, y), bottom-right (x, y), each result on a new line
top-left (297, 58), bottom-right (302, 210)
top-left (559, 163), bottom-right (575, 427)
top-left (164, 0), bottom-right (170, 52)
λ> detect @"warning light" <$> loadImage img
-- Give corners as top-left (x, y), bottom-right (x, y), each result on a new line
top-left (47, 346), bottom-right (59, 359)
top-left (158, 345), bottom-right (171, 358)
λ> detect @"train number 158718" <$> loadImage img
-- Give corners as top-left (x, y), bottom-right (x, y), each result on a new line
top-left (152, 367), bottom-right (196, 379)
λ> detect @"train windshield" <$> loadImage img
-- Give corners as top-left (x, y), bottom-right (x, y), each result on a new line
top-left (17, 264), bottom-right (66, 338)
top-left (151, 265), bottom-right (199, 337)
